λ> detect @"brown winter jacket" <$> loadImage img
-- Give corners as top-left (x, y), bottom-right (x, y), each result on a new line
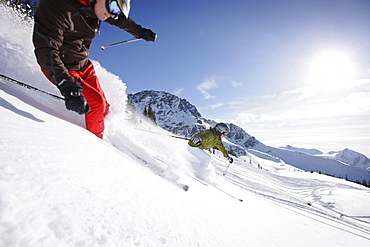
top-left (33, 0), bottom-right (144, 84)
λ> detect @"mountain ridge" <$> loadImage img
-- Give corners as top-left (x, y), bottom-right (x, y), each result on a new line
top-left (281, 145), bottom-right (370, 169)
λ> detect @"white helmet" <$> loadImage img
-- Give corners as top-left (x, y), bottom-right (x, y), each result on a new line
top-left (215, 123), bottom-right (230, 135)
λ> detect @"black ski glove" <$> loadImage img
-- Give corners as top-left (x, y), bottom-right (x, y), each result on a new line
top-left (57, 79), bottom-right (90, 115)
top-left (227, 156), bottom-right (234, 164)
top-left (137, 28), bottom-right (157, 42)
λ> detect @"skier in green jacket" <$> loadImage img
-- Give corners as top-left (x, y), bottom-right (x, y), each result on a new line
top-left (188, 123), bottom-right (233, 180)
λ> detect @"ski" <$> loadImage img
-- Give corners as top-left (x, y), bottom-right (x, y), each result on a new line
top-left (169, 180), bottom-right (189, 192)
top-left (191, 176), bottom-right (243, 202)
top-left (182, 184), bottom-right (189, 192)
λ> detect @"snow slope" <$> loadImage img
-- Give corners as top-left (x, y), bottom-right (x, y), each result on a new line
top-left (1, 5), bottom-right (370, 247)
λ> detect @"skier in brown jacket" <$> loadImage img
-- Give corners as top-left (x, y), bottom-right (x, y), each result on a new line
top-left (33, 0), bottom-right (156, 138)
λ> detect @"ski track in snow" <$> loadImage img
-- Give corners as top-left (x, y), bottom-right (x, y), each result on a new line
top-left (214, 153), bottom-right (370, 226)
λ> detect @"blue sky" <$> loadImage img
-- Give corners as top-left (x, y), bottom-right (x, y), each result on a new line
top-left (89, 0), bottom-right (370, 156)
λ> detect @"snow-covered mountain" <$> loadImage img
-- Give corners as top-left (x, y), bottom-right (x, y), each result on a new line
top-left (128, 90), bottom-right (265, 156)
top-left (128, 90), bottom-right (370, 183)
top-left (280, 145), bottom-right (324, 155)
top-left (1, 5), bottom-right (370, 247)
top-left (328, 148), bottom-right (370, 170)
top-left (128, 90), bottom-right (207, 137)
top-left (281, 145), bottom-right (370, 170)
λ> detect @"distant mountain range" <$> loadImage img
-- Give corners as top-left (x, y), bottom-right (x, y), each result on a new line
top-left (281, 145), bottom-right (370, 170)
top-left (128, 90), bottom-right (370, 183)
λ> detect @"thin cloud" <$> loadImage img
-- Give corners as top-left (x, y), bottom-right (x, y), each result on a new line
top-left (196, 78), bottom-right (217, 99)
top-left (230, 80), bottom-right (243, 88)
top-left (173, 87), bottom-right (185, 96)
top-left (227, 101), bottom-right (244, 107)
top-left (195, 75), bottom-right (243, 99)
top-left (202, 102), bottom-right (224, 110)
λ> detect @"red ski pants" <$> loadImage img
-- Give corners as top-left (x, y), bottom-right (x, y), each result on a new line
top-left (43, 60), bottom-right (110, 138)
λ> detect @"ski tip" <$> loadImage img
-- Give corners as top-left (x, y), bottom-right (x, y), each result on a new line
top-left (183, 185), bottom-right (189, 192)
top-left (239, 199), bottom-right (243, 202)
top-left (101, 45), bottom-right (105, 50)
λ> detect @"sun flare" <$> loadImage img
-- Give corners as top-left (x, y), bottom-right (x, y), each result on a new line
top-left (308, 52), bottom-right (355, 88)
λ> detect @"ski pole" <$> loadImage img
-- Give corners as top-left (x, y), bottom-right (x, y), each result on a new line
top-left (170, 135), bottom-right (189, 141)
top-left (213, 185), bottom-right (243, 202)
top-left (0, 73), bottom-right (64, 101)
top-left (222, 161), bottom-right (232, 176)
top-left (101, 38), bottom-right (142, 50)
top-left (136, 128), bottom-right (190, 141)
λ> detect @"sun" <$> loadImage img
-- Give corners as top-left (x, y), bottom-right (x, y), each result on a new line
top-left (308, 51), bottom-right (355, 88)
